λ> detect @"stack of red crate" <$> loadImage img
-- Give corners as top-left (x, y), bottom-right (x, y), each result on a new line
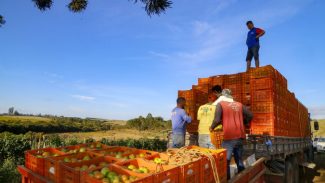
top-left (249, 65), bottom-right (288, 136)
top-left (179, 65), bottom-right (309, 138)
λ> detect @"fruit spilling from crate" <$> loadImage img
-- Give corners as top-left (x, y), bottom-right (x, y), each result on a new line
top-left (18, 142), bottom-right (227, 183)
top-left (179, 65), bottom-right (310, 139)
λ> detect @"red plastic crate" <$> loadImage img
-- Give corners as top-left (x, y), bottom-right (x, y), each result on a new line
top-left (232, 94), bottom-right (242, 102)
top-left (210, 131), bottom-right (224, 149)
top-left (251, 102), bottom-right (276, 113)
top-left (242, 83), bottom-right (251, 94)
top-left (223, 83), bottom-right (242, 96)
top-left (116, 158), bottom-right (158, 175)
top-left (178, 90), bottom-right (196, 103)
top-left (187, 124), bottom-right (198, 133)
top-left (56, 144), bottom-right (89, 154)
top-left (200, 151), bottom-right (227, 183)
top-left (241, 72), bottom-right (251, 83)
top-left (129, 153), bottom-right (181, 183)
top-left (251, 90), bottom-right (276, 103)
top-left (184, 146), bottom-right (227, 183)
top-left (250, 124), bottom-right (276, 136)
top-left (224, 74), bottom-right (242, 85)
top-left (192, 84), bottom-right (210, 94)
top-left (210, 75), bottom-right (224, 86)
top-left (94, 147), bottom-right (157, 161)
top-left (251, 113), bottom-right (277, 126)
top-left (251, 78), bottom-right (275, 90)
top-left (153, 166), bottom-right (180, 183)
top-left (44, 151), bottom-right (101, 182)
top-left (179, 159), bottom-right (201, 183)
top-left (242, 93), bottom-right (251, 106)
top-left (275, 69), bottom-right (288, 88)
top-left (250, 65), bottom-right (276, 79)
top-left (18, 165), bottom-right (50, 183)
top-left (25, 147), bottom-right (66, 176)
top-left (83, 164), bottom-right (153, 183)
top-left (60, 156), bottom-right (117, 183)
top-left (198, 77), bottom-right (210, 85)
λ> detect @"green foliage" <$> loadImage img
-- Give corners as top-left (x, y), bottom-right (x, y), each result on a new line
top-left (68, 0), bottom-right (88, 12)
top-left (126, 113), bottom-right (171, 131)
top-left (135, 0), bottom-right (173, 16)
top-left (0, 116), bottom-right (113, 134)
top-left (101, 137), bottom-right (167, 152)
top-left (0, 15), bottom-right (5, 27)
top-left (0, 132), bottom-right (31, 164)
top-left (0, 157), bottom-right (21, 183)
top-left (32, 0), bottom-right (53, 11)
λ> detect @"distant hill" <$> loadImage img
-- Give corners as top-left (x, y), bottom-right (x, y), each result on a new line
top-left (312, 119), bottom-right (325, 138)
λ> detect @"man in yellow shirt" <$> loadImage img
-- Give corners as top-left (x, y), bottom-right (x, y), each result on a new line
top-left (197, 94), bottom-right (218, 149)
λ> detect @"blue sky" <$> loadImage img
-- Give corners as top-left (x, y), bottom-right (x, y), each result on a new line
top-left (1, 0), bottom-right (325, 120)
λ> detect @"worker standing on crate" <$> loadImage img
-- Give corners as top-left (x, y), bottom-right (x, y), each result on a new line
top-left (210, 89), bottom-right (253, 180)
top-left (246, 21), bottom-right (265, 71)
top-left (171, 97), bottom-right (192, 148)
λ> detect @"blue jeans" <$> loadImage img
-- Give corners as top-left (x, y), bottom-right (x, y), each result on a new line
top-left (172, 133), bottom-right (185, 148)
top-left (222, 139), bottom-right (245, 179)
top-left (198, 134), bottom-right (216, 149)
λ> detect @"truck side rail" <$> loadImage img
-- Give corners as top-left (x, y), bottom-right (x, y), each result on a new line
top-left (229, 157), bottom-right (266, 183)
top-left (244, 135), bottom-right (311, 159)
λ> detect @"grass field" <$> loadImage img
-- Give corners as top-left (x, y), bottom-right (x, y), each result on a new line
top-left (312, 119), bottom-right (325, 138)
top-left (0, 115), bottom-right (168, 140)
top-left (0, 115), bottom-right (124, 124)
top-left (0, 115), bottom-right (51, 122)
top-left (58, 129), bottom-right (169, 141)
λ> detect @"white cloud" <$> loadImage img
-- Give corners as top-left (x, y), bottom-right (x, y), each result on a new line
top-left (309, 106), bottom-right (325, 119)
top-left (72, 95), bottom-right (95, 101)
top-left (150, 1), bottom-right (313, 69)
top-left (193, 21), bottom-right (212, 36)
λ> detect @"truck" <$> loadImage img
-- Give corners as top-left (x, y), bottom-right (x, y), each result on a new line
top-left (17, 65), bottom-right (319, 183)
top-left (175, 65), bottom-right (319, 183)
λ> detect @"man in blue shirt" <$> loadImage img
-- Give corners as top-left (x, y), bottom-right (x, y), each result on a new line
top-left (246, 21), bottom-right (265, 71)
top-left (171, 97), bottom-right (192, 148)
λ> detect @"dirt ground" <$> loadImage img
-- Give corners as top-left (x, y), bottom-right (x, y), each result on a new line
top-left (59, 129), bottom-right (170, 140)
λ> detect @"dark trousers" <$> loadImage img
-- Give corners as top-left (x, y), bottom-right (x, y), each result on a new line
top-left (222, 139), bottom-right (245, 179)
top-left (246, 45), bottom-right (260, 70)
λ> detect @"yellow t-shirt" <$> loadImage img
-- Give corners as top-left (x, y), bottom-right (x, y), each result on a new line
top-left (197, 103), bottom-right (216, 135)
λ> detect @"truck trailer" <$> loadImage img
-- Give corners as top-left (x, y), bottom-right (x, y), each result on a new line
top-left (176, 65), bottom-right (317, 183)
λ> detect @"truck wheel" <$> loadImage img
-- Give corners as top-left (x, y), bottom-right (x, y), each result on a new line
top-left (285, 158), bottom-right (294, 183)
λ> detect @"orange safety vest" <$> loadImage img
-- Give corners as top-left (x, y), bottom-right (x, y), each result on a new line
top-left (220, 101), bottom-right (245, 140)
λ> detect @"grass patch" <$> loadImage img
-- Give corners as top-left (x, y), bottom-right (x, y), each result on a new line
top-left (0, 115), bottom-right (51, 122)
top-left (312, 119), bottom-right (325, 138)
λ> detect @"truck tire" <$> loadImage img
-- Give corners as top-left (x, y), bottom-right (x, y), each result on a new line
top-left (285, 158), bottom-right (294, 183)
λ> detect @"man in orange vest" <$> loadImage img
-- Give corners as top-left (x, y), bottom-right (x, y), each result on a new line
top-left (210, 89), bottom-right (253, 180)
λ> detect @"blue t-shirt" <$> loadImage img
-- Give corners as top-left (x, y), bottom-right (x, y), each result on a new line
top-left (171, 107), bottom-right (192, 134)
top-left (246, 27), bottom-right (263, 48)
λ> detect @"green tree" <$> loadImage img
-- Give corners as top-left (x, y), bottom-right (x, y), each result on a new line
top-left (13, 110), bottom-right (20, 116)
top-left (0, 15), bottom-right (5, 27)
top-left (0, 0), bottom-right (172, 27)
top-left (8, 107), bottom-right (14, 115)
